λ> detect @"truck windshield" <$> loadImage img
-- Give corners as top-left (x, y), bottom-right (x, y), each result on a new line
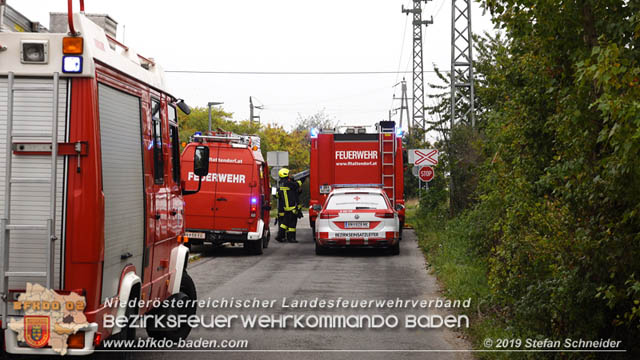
top-left (326, 193), bottom-right (388, 210)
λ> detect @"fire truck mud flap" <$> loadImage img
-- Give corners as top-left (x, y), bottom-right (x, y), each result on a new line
top-left (168, 244), bottom-right (190, 294)
top-left (247, 219), bottom-right (265, 241)
top-left (3, 322), bottom-right (99, 356)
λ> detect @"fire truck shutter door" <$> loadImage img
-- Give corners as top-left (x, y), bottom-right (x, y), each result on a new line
top-left (0, 77), bottom-right (68, 290)
top-left (97, 84), bottom-right (144, 302)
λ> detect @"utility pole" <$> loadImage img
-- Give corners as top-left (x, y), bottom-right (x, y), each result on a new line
top-left (249, 96), bottom-right (263, 124)
top-left (393, 78), bottom-right (411, 131)
top-left (402, 0), bottom-right (433, 133)
top-left (450, 0), bottom-right (475, 129)
top-left (449, 0), bottom-right (475, 215)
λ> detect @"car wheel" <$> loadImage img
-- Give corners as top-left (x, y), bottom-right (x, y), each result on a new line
top-left (389, 241), bottom-right (400, 256)
top-left (315, 240), bottom-right (329, 255)
top-left (245, 239), bottom-right (263, 255)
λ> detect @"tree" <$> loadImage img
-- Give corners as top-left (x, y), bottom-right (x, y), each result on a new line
top-left (294, 109), bottom-right (339, 132)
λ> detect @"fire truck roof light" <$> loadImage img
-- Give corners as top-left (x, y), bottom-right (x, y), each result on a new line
top-left (63, 37), bottom-right (83, 54)
top-left (396, 128), bottom-right (404, 137)
top-left (310, 128), bottom-right (319, 138)
top-left (62, 56), bottom-right (83, 73)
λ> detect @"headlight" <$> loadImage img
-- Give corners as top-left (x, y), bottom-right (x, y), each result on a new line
top-left (21, 40), bottom-right (49, 64)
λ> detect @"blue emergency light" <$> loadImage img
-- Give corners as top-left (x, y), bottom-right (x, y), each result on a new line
top-left (310, 128), bottom-right (319, 138)
top-left (62, 56), bottom-right (83, 73)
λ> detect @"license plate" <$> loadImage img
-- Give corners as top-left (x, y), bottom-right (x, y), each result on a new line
top-left (344, 221), bottom-right (369, 229)
top-left (184, 232), bottom-right (205, 239)
top-left (332, 232), bottom-right (380, 238)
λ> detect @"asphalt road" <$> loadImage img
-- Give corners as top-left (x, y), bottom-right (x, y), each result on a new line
top-left (129, 215), bottom-right (472, 360)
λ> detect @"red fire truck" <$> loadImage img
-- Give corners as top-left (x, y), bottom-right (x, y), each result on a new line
top-left (309, 121), bottom-right (406, 235)
top-left (0, 2), bottom-right (208, 355)
top-left (181, 132), bottom-right (272, 255)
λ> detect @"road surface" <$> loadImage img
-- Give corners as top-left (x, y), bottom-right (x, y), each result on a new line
top-left (126, 215), bottom-right (472, 360)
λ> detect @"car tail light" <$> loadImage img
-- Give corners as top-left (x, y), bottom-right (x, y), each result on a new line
top-left (375, 212), bottom-right (394, 218)
top-left (320, 213), bottom-right (339, 219)
top-left (250, 197), bottom-right (258, 217)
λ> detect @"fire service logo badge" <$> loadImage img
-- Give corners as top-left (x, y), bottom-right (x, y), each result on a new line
top-left (24, 316), bottom-right (50, 348)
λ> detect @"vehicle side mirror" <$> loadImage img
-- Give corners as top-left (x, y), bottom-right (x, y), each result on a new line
top-left (312, 204), bottom-right (322, 211)
top-left (177, 99), bottom-right (191, 115)
top-left (193, 145), bottom-right (209, 177)
top-left (395, 204), bottom-right (405, 211)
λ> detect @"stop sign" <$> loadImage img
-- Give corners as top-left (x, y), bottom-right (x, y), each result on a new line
top-left (418, 166), bottom-right (434, 182)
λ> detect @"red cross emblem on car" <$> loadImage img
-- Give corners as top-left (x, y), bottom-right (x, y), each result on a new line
top-left (354, 196), bottom-right (361, 201)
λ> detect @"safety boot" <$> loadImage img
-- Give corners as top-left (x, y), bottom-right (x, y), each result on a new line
top-left (275, 227), bottom-right (286, 242)
top-left (287, 232), bottom-right (298, 243)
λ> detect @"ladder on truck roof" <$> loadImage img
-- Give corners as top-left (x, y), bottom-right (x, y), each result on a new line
top-left (379, 125), bottom-right (396, 206)
top-left (0, 72), bottom-right (60, 328)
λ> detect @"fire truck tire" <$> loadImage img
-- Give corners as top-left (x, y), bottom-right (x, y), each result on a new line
top-left (146, 272), bottom-right (197, 342)
top-left (389, 241), bottom-right (400, 256)
top-left (399, 221), bottom-right (404, 240)
top-left (245, 239), bottom-right (263, 255)
top-left (263, 229), bottom-right (270, 249)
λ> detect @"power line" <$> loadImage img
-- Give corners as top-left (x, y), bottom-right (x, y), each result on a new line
top-left (165, 70), bottom-right (441, 75)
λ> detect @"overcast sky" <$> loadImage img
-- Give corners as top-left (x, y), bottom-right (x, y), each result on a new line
top-left (14, 0), bottom-right (496, 131)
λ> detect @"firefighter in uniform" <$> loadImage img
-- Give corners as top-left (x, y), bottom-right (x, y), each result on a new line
top-left (275, 168), bottom-right (302, 243)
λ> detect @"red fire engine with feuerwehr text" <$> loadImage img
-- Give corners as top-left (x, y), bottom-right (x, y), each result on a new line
top-left (0, 1), bottom-right (209, 355)
top-left (309, 121), bottom-right (406, 234)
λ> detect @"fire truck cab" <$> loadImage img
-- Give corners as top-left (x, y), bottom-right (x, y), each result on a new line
top-left (182, 132), bottom-right (272, 255)
top-left (0, 5), bottom-right (205, 355)
top-left (309, 121), bottom-right (406, 237)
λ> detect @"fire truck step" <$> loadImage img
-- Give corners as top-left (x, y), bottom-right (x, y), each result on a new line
top-left (11, 132), bottom-right (53, 138)
top-left (5, 271), bottom-right (47, 278)
top-left (6, 224), bottom-right (48, 231)
top-left (10, 177), bottom-right (50, 184)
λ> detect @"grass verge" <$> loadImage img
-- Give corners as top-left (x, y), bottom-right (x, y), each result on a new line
top-left (407, 207), bottom-right (515, 359)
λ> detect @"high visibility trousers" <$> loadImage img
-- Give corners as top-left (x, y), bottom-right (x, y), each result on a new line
top-left (283, 211), bottom-right (297, 241)
top-left (277, 213), bottom-right (287, 240)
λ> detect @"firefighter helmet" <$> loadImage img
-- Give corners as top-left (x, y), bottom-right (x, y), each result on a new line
top-left (278, 168), bottom-right (290, 178)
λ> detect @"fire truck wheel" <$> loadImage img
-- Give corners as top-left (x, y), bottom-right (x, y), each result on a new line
top-left (245, 239), bottom-right (263, 255)
top-left (388, 241), bottom-right (400, 256)
top-left (146, 272), bottom-right (197, 342)
top-left (263, 229), bottom-right (270, 249)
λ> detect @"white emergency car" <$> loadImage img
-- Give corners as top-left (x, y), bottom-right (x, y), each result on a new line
top-left (313, 187), bottom-right (400, 255)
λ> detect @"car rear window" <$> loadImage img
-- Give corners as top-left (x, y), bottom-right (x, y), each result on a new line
top-left (325, 193), bottom-right (388, 210)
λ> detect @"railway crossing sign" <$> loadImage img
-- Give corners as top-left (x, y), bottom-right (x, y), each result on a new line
top-left (418, 166), bottom-right (434, 182)
top-left (409, 149), bottom-right (438, 166)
